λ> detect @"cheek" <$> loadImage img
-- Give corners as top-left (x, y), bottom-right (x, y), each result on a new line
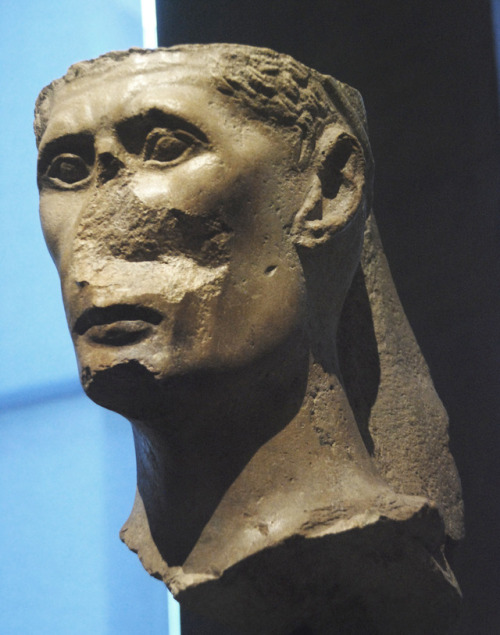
top-left (210, 219), bottom-right (307, 365)
top-left (129, 155), bottom-right (232, 213)
top-left (212, 263), bottom-right (306, 365)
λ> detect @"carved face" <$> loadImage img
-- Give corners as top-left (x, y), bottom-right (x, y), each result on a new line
top-left (38, 61), bottom-right (310, 410)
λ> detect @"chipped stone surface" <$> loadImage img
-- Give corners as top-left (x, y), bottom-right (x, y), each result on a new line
top-left (36, 45), bottom-right (463, 633)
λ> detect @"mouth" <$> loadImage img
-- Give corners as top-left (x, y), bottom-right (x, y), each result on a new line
top-left (73, 304), bottom-right (163, 346)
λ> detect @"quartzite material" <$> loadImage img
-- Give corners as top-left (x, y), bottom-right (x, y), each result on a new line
top-left (35, 45), bottom-right (463, 634)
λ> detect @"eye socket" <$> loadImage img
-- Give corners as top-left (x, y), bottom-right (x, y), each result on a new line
top-left (45, 153), bottom-right (91, 186)
top-left (144, 128), bottom-right (199, 165)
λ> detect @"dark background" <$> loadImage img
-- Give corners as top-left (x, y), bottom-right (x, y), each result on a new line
top-left (155, 1), bottom-right (500, 632)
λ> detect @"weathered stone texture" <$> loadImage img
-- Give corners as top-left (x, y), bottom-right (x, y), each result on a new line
top-left (36, 45), bottom-right (463, 634)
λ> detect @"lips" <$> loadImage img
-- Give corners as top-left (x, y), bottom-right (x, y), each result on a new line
top-left (74, 304), bottom-right (163, 346)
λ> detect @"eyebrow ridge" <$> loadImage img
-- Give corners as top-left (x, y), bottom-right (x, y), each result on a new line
top-left (37, 132), bottom-right (95, 174)
top-left (37, 108), bottom-right (210, 169)
top-left (115, 107), bottom-right (209, 154)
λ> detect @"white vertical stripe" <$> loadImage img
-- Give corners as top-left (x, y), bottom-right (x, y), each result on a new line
top-left (168, 591), bottom-right (182, 635)
top-left (141, 0), bottom-right (158, 48)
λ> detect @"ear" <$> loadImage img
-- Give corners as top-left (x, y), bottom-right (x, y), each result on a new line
top-left (291, 125), bottom-right (366, 248)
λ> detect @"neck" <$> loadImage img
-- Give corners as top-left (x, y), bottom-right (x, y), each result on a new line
top-left (121, 339), bottom-right (399, 575)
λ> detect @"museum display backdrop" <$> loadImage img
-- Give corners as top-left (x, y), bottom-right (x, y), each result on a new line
top-left (35, 45), bottom-right (463, 634)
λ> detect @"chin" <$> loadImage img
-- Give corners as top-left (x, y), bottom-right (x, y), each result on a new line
top-left (77, 352), bottom-right (234, 424)
top-left (79, 358), bottom-right (168, 421)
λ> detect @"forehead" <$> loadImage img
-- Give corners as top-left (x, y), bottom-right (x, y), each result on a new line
top-left (40, 61), bottom-right (255, 145)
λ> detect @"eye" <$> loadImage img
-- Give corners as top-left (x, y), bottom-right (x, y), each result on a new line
top-left (144, 128), bottom-right (199, 164)
top-left (45, 153), bottom-right (91, 186)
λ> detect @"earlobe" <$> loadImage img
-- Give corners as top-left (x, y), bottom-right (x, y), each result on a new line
top-left (291, 126), bottom-right (366, 248)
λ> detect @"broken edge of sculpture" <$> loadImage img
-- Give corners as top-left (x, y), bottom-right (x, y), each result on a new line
top-left (35, 45), bottom-right (463, 634)
top-left (120, 215), bottom-right (463, 635)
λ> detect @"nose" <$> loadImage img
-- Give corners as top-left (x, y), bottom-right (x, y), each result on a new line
top-left (97, 151), bottom-right (125, 184)
top-left (71, 177), bottom-right (165, 265)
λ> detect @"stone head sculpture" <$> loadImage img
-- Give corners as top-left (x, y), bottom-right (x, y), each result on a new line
top-left (35, 45), bottom-right (462, 634)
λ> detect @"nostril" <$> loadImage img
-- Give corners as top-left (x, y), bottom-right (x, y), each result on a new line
top-left (98, 152), bottom-right (124, 184)
top-left (76, 280), bottom-right (89, 288)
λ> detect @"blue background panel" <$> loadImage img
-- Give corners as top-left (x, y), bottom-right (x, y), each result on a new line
top-left (1, 1), bottom-right (177, 633)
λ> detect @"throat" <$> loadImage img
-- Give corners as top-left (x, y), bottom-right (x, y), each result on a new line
top-left (123, 361), bottom-right (390, 573)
